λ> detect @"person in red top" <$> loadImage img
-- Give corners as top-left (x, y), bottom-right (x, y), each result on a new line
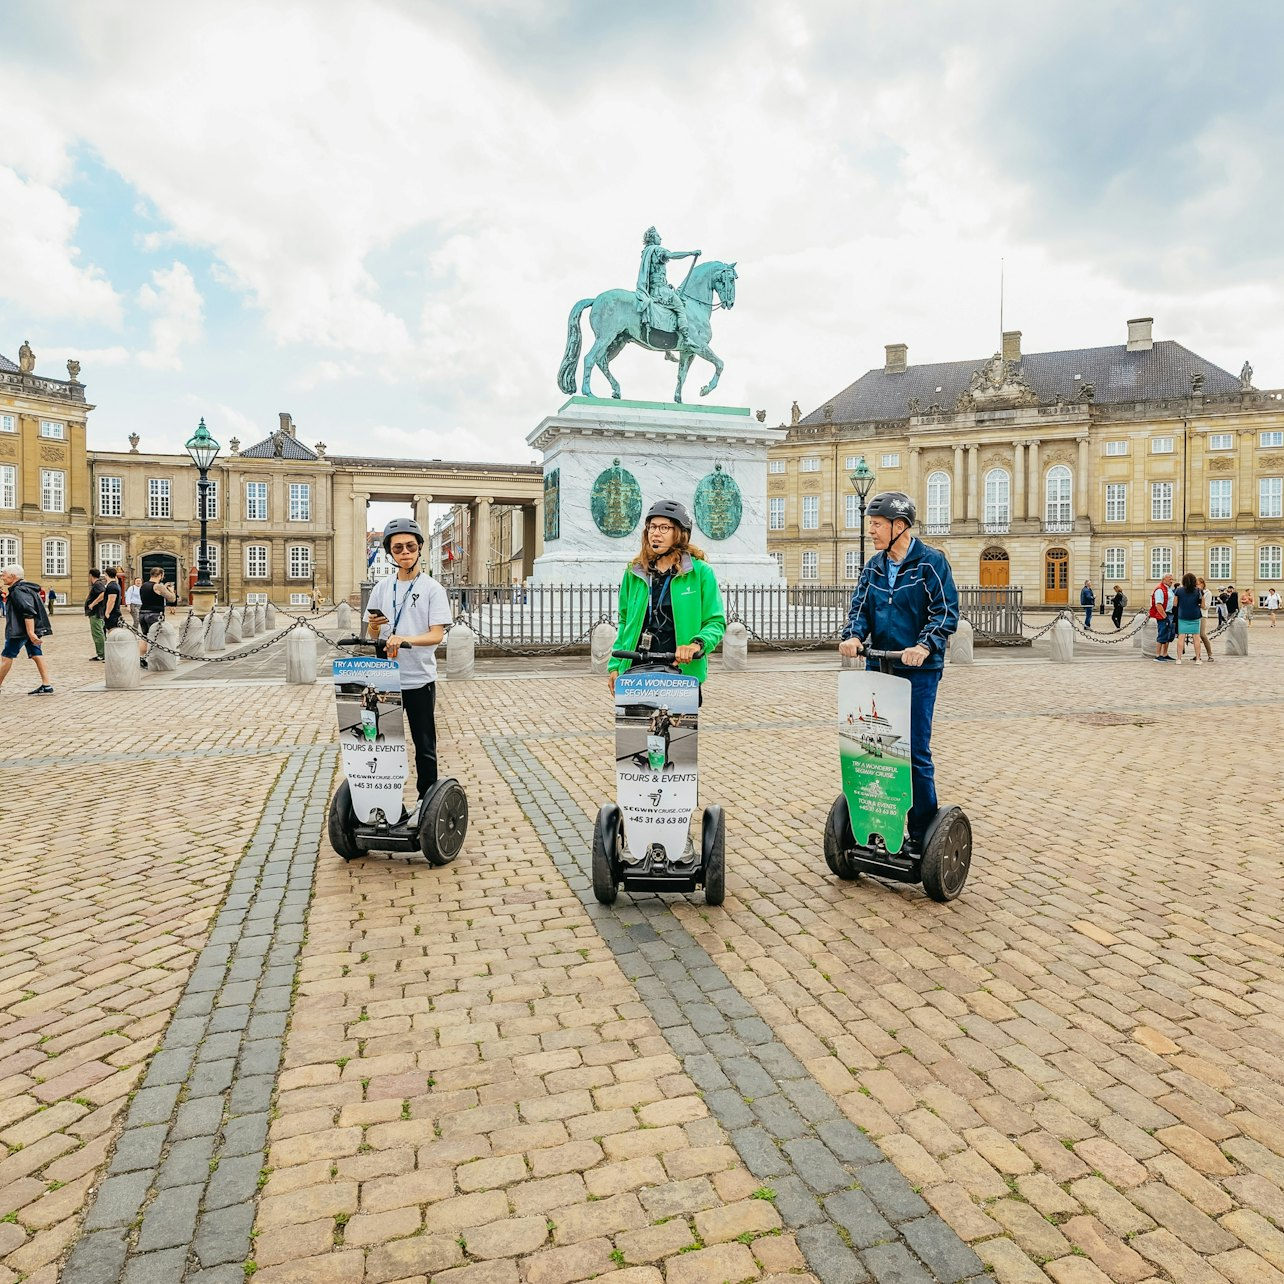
top-left (1149, 572), bottom-right (1176, 662)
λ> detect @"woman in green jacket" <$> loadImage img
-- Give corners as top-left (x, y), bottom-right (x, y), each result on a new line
top-left (608, 499), bottom-right (726, 691)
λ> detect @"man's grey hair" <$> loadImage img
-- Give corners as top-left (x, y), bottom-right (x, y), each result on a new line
top-left (1, 563), bottom-right (24, 580)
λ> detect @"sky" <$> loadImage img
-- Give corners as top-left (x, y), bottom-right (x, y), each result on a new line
top-left (3, 0), bottom-right (1283, 473)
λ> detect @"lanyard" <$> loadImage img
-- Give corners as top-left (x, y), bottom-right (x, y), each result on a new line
top-left (389, 574), bottom-right (422, 634)
top-left (646, 569), bottom-right (674, 633)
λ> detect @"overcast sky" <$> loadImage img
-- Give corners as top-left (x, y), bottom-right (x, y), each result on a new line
top-left (3, 0), bottom-right (1282, 466)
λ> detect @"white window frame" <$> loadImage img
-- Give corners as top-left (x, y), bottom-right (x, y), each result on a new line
top-left (844, 456), bottom-right (861, 470)
top-left (193, 543), bottom-right (221, 577)
top-left (1208, 479), bottom-right (1233, 520)
top-left (1045, 465), bottom-right (1072, 525)
top-left (768, 459), bottom-right (785, 475)
top-left (800, 457), bottom-right (820, 473)
top-left (925, 471), bottom-right (951, 530)
top-left (289, 592), bottom-right (311, 606)
top-left (200, 478), bottom-right (219, 521)
top-left (983, 468), bottom-right (1011, 527)
top-left (844, 549), bottom-right (862, 580)
top-left (40, 468), bottom-right (65, 513)
top-left (768, 497), bottom-right (785, 530)
top-left (800, 550), bottom-right (818, 580)
top-left (1104, 440), bottom-right (1128, 456)
top-left (99, 475), bottom-right (122, 517)
top-left (1150, 481), bottom-right (1173, 521)
top-left (147, 477), bottom-right (171, 519)
top-left (288, 482), bottom-right (311, 522)
top-left (0, 464), bottom-right (14, 510)
top-left (39, 420), bottom-right (65, 440)
top-left (0, 535), bottom-right (19, 565)
top-left (245, 592), bottom-right (268, 605)
top-left (879, 453), bottom-right (901, 468)
top-left (1208, 546), bottom-right (1233, 580)
top-left (246, 481), bottom-right (268, 521)
top-left (288, 545), bottom-right (313, 579)
top-left (1261, 431), bottom-right (1284, 448)
top-left (1151, 437), bottom-right (1174, 454)
top-left (1259, 545), bottom-right (1283, 580)
top-left (0, 414), bottom-right (15, 433)
top-left (801, 495), bottom-right (820, 530)
top-left (1103, 547), bottom-right (1126, 580)
top-left (1105, 483), bottom-right (1127, 522)
top-left (43, 537), bottom-right (68, 577)
top-left (769, 551), bottom-right (783, 574)
top-left (97, 542), bottom-right (124, 570)
top-left (1150, 546), bottom-right (1173, 578)
top-left (845, 494), bottom-right (861, 529)
top-left (1260, 477), bottom-right (1283, 519)
top-left (245, 545), bottom-right (269, 579)
top-left (1207, 433), bottom-right (1234, 451)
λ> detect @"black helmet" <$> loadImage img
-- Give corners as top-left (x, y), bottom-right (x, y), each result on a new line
top-left (645, 499), bottom-right (692, 532)
top-left (865, 491), bottom-right (916, 527)
top-left (382, 517), bottom-right (425, 554)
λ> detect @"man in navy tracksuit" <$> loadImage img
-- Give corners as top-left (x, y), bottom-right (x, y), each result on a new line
top-left (839, 492), bottom-right (960, 853)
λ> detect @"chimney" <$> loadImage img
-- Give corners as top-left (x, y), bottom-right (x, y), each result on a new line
top-left (279, 411), bottom-right (295, 436)
top-left (1126, 317), bottom-right (1153, 352)
top-left (884, 343), bottom-right (908, 374)
top-left (1002, 330), bottom-right (1022, 363)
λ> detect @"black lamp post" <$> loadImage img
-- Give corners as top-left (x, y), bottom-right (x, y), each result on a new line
top-left (850, 456), bottom-right (877, 572)
top-left (1099, 560), bottom-right (1106, 620)
top-left (184, 418), bottom-right (221, 592)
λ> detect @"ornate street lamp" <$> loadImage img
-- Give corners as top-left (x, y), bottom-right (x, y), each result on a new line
top-left (185, 418), bottom-right (221, 599)
top-left (850, 456), bottom-right (877, 572)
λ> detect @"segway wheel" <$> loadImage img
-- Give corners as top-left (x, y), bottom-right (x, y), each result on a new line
top-left (328, 781), bottom-right (361, 862)
top-left (823, 795), bottom-right (858, 880)
top-left (592, 804), bottom-right (622, 905)
top-left (920, 805), bottom-right (972, 903)
top-left (419, 778), bottom-right (469, 866)
top-left (701, 805), bottom-right (726, 907)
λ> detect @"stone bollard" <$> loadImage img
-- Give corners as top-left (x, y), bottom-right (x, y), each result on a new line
top-left (265, 602), bottom-right (277, 629)
top-left (445, 622), bottom-right (476, 680)
top-left (1049, 616), bottom-right (1075, 662)
top-left (285, 625), bottom-right (317, 684)
top-left (1134, 615), bottom-right (1158, 657)
top-left (176, 612), bottom-right (201, 659)
top-left (1225, 615), bottom-right (1249, 656)
top-left (950, 617), bottom-right (975, 666)
top-left (337, 602), bottom-right (354, 632)
top-left (147, 620), bottom-right (181, 672)
top-left (254, 604), bottom-right (267, 634)
top-left (226, 607), bottom-right (244, 643)
top-left (589, 621), bottom-right (616, 674)
top-left (206, 611), bottom-right (226, 653)
top-left (104, 626), bottom-right (141, 689)
top-left (721, 621), bottom-right (749, 672)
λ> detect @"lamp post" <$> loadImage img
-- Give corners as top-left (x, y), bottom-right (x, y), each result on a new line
top-left (849, 456), bottom-right (877, 573)
top-left (184, 417), bottom-right (221, 613)
top-left (1099, 560), bottom-right (1107, 622)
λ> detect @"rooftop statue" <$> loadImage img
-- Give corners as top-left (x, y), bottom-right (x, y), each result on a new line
top-left (558, 228), bottom-right (738, 403)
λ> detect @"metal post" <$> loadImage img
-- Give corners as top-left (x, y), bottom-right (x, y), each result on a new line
top-left (196, 473), bottom-right (212, 588)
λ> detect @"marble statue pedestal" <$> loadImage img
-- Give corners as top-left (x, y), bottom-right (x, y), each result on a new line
top-left (528, 397), bottom-right (786, 586)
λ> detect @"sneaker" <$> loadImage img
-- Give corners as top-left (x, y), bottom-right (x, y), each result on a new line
top-left (404, 799), bottom-right (423, 828)
top-left (89, 655), bottom-right (103, 662)
top-left (1153, 655), bottom-right (1165, 662)
top-left (1192, 658), bottom-right (1201, 664)
top-left (28, 685), bottom-right (54, 695)
top-left (139, 658), bottom-right (148, 669)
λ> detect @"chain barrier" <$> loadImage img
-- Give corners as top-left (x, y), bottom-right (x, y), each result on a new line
top-left (117, 602), bottom-right (348, 663)
top-left (449, 611), bottom-right (614, 657)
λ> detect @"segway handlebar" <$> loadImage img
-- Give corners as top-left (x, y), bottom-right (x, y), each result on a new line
top-left (335, 635), bottom-right (413, 649)
top-left (861, 646), bottom-right (904, 661)
top-left (612, 648), bottom-right (677, 663)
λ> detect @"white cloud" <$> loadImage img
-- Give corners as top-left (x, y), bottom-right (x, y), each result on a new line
top-left (137, 262), bottom-right (203, 371)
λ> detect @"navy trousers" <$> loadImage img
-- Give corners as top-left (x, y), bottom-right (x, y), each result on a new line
top-left (869, 663), bottom-right (941, 844)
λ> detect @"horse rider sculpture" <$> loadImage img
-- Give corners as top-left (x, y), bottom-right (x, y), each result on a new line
top-left (636, 227), bottom-right (700, 348)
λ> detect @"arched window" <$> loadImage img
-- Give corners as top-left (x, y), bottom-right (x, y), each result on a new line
top-left (926, 471), bottom-right (951, 530)
top-left (1045, 465), bottom-right (1072, 527)
top-left (984, 469), bottom-right (1010, 527)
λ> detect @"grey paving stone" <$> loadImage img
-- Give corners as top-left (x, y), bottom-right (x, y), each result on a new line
top-left (256, 984), bottom-right (292, 1012)
top-left (816, 1117), bottom-right (883, 1162)
top-left (703, 1031), bottom-right (748, 1060)
top-left (683, 1052), bottom-right (731, 1092)
top-left (722, 1056), bottom-right (777, 1099)
top-left (171, 1095), bottom-right (225, 1141)
top-left (684, 1001), bottom-right (728, 1035)
top-left (823, 1189), bottom-right (895, 1249)
top-left (125, 1083), bottom-right (181, 1128)
top-left (797, 1223), bottom-right (870, 1284)
top-left (185, 966), bottom-right (226, 995)
top-left (731, 1126), bottom-right (791, 1179)
top-left (206, 1153), bottom-right (263, 1209)
top-left (136, 1181), bottom-right (203, 1252)
top-left (156, 1133), bottom-right (217, 1189)
top-left (206, 1004), bottom-right (251, 1035)
top-left (646, 998), bottom-right (683, 1029)
top-left (186, 1057), bottom-right (236, 1099)
top-left (225, 956), bottom-right (264, 984)
top-left (262, 963), bottom-right (296, 988)
top-left (162, 1015), bottom-right (209, 1050)
top-left (783, 1079), bottom-right (843, 1125)
top-left (770, 1174), bottom-right (827, 1228)
top-left (703, 1086), bottom-right (755, 1130)
top-left (246, 1012), bottom-right (288, 1040)
top-left (239, 1036), bottom-right (283, 1078)
top-left (192, 1200), bottom-right (256, 1267)
top-left (754, 1041), bottom-right (809, 1082)
top-left (174, 989), bottom-right (216, 1019)
top-left (228, 1072), bottom-right (275, 1116)
top-left (861, 1242), bottom-right (934, 1283)
top-left (215, 979), bottom-right (259, 1008)
top-left (140, 1042), bottom-right (197, 1087)
top-left (198, 1030), bottom-right (243, 1062)
top-left (733, 1016), bottom-right (775, 1045)
top-left (107, 1124), bottom-right (167, 1175)
top-left (751, 1093), bottom-right (811, 1140)
top-left (899, 1216), bottom-right (984, 1283)
top-left (665, 1025), bottom-right (706, 1056)
top-left (189, 1264), bottom-right (250, 1284)
top-left (710, 989), bottom-right (757, 1020)
top-left (784, 1138), bottom-right (855, 1194)
top-left (60, 1228), bottom-right (128, 1284)
top-left (221, 1111), bottom-right (269, 1157)
top-left (123, 1246), bottom-right (190, 1284)
top-left (857, 1163), bottom-right (930, 1224)
top-left (82, 1171), bottom-right (152, 1230)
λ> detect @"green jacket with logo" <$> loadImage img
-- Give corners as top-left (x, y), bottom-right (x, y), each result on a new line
top-left (608, 554), bottom-right (726, 683)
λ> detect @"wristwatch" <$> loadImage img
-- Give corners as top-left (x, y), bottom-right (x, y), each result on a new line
top-left (691, 639), bottom-right (705, 658)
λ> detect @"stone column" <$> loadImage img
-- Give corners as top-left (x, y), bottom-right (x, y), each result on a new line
top-left (521, 505), bottom-right (538, 578)
top-left (1076, 436), bottom-right (1090, 521)
top-left (952, 446), bottom-right (965, 522)
top-left (966, 445), bottom-right (979, 522)
top-left (1012, 441), bottom-right (1026, 521)
top-left (471, 496), bottom-right (493, 586)
top-left (532, 497), bottom-right (545, 560)
top-left (352, 491), bottom-right (370, 595)
top-left (414, 493), bottom-right (433, 532)
top-left (908, 446), bottom-right (922, 499)
top-left (1027, 440), bottom-right (1041, 519)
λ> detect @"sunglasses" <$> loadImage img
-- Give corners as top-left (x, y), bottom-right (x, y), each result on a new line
top-left (389, 542), bottom-right (419, 553)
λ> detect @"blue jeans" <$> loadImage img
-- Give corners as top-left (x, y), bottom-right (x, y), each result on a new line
top-left (869, 663), bottom-right (941, 843)
top-left (1084, 606), bottom-right (1093, 627)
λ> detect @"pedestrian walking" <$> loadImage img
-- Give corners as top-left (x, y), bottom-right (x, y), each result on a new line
top-left (0, 564), bottom-right (54, 695)
top-left (1080, 580), bottom-right (1095, 628)
top-left (1172, 573), bottom-right (1206, 664)
top-left (1195, 577), bottom-right (1216, 662)
top-left (137, 567), bottom-right (176, 668)
top-left (1149, 573), bottom-right (1176, 662)
top-left (1239, 586), bottom-right (1255, 624)
top-left (1266, 587), bottom-right (1280, 626)
top-left (125, 577), bottom-right (143, 630)
top-left (1110, 584), bottom-right (1126, 631)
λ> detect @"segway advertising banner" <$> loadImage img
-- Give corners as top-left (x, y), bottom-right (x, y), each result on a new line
top-left (614, 672), bottom-right (699, 865)
top-left (838, 670), bottom-right (912, 853)
top-left (334, 657), bottom-right (408, 823)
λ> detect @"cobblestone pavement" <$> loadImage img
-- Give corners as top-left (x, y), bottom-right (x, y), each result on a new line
top-left (0, 615), bottom-right (1281, 1283)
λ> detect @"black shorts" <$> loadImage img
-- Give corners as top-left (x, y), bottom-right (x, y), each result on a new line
top-left (140, 611), bottom-right (164, 636)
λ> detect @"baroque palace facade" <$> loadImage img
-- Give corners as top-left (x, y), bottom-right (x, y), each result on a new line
top-left (1, 344), bottom-right (541, 607)
top-left (768, 319), bottom-right (1284, 605)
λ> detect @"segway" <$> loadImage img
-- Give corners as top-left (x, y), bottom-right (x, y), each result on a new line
top-left (327, 637), bottom-right (468, 865)
top-left (824, 647), bottom-right (971, 902)
top-left (592, 648), bottom-right (724, 907)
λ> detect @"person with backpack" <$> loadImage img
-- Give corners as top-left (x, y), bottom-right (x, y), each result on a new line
top-left (1110, 585), bottom-right (1126, 631)
top-left (0, 564), bottom-right (54, 695)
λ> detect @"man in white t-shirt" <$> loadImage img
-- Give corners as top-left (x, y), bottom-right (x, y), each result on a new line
top-left (363, 518), bottom-right (453, 811)
top-left (1266, 587), bottom-right (1281, 627)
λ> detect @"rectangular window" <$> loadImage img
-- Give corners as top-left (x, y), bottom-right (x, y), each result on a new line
top-left (200, 478), bottom-right (219, 521)
top-left (0, 465), bottom-right (14, 509)
top-left (0, 535), bottom-right (20, 564)
top-left (1151, 437), bottom-right (1174, 454)
top-left (1260, 545), bottom-right (1283, 579)
top-left (1261, 431), bottom-right (1284, 448)
top-left (844, 456), bottom-right (861, 470)
top-left (97, 542), bottom-right (124, 570)
top-left (768, 459), bottom-right (785, 474)
top-left (769, 551), bottom-right (783, 573)
top-left (879, 453), bottom-right (900, 468)
top-left (43, 538), bottom-right (68, 577)
top-left (39, 420), bottom-right (65, 439)
top-left (1150, 546), bottom-right (1173, 578)
top-left (1103, 547), bottom-right (1126, 580)
top-left (1260, 477), bottom-right (1283, 518)
top-left (800, 550), bottom-right (818, 580)
top-left (0, 414), bottom-right (15, 432)
top-left (246, 545), bottom-right (268, 578)
top-left (801, 495), bottom-right (819, 529)
top-left (99, 475), bottom-right (122, 517)
top-left (845, 494), bottom-right (860, 528)
top-left (768, 497), bottom-right (785, 530)
top-left (845, 549), bottom-right (862, 580)
top-left (245, 592), bottom-right (268, 605)
top-left (246, 481), bottom-right (268, 521)
top-left (40, 469), bottom-right (65, 513)
top-left (147, 477), bottom-right (171, 518)
top-left (1104, 440), bottom-right (1128, 456)
top-left (800, 457), bottom-right (820, 473)
top-left (194, 543), bottom-right (221, 577)
top-left (1105, 483), bottom-right (1127, 522)
top-left (1208, 479), bottom-right (1233, 519)
top-left (290, 592), bottom-right (311, 606)
top-left (1150, 481), bottom-right (1173, 521)
top-left (1208, 546), bottom-right (1233, 579)
top-left (1207, 433), bottom-right (1234, 451)
top-left (288, 482), bottom-right (311, 522)
top-left (288, 545), bottom-right (312, 579)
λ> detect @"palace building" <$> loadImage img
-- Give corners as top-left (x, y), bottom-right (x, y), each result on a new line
top-left (768, 319), bottom-right (1284, 605)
